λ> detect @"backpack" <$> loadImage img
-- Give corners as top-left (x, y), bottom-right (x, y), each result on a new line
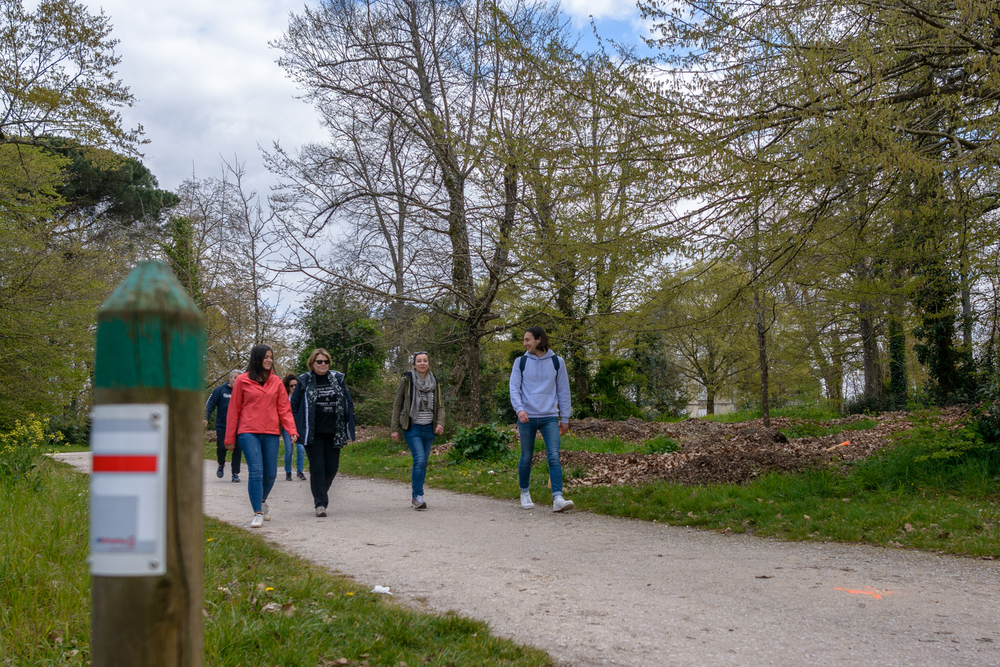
top-left (518, 354), bottom-right (561, 386)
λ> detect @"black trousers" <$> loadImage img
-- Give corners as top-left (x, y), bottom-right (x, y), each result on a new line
top-left (304, 434), bottom-right (342, 508)
top-left (216, 427), bottom-right (242, 474)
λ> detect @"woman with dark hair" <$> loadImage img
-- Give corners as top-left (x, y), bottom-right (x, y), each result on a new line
top-left (281, 373), bottom-right (306, 481)
top-left (290, 348), bottom-right (356, 517)
top-left (509, 325), bottom-right (574, 512)
top-left (391, 351), bottom-right (446, 510)
top-left (225, 344), bottom-right (298, 528)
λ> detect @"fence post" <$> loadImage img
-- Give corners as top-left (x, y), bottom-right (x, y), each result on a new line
top-left (91, 261), bottom-right (205, 667)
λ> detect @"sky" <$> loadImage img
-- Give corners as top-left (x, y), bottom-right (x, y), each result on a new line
top-left (91, 0), bottom-right (656, 198)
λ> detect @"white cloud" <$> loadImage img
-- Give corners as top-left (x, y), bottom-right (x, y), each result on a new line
top-left (558, 0), bottom-right (639, 22)
top-left (96, 0), bottom-right (326, 193)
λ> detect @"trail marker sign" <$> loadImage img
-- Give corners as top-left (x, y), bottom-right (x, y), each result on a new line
top-left (90, 403), bottom-right (168, 576)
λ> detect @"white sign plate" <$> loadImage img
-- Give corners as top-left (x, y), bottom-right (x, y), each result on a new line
top-left (89, 404), bottom-right (168, 576)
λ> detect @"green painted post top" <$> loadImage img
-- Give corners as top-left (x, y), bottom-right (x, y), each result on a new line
top-left (95, 261), bottom-right (206, 391)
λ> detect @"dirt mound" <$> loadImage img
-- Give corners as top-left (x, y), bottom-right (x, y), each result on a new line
top-left (555, 407), bottom-right (968, 487)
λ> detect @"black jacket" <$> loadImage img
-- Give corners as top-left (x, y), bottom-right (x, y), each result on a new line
top-left (290, 370), bottom-right (356, 447)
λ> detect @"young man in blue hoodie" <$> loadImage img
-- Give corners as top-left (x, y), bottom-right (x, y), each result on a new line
top-left (509, 326), bottom-right (574, 512)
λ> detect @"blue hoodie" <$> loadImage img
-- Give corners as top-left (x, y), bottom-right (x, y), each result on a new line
top-left (509, 349), bottom-right (572, 422)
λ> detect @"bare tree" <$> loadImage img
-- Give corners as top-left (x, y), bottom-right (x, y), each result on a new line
top-left (272, 0), bottom-right (564, 416)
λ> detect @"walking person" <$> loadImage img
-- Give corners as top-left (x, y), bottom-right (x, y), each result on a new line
top-left (509, 326), bottom-right (575, 512)
top-left (224, 344), bottom-right (298, 528)
top-left (205, 369), bottom-right (242, 482)
top-left (290, 348), bottom-right (356, 517)
top-left (391, 351), bottom-right (445, 510)
top-left (281, 373), bottom-right (306, 481)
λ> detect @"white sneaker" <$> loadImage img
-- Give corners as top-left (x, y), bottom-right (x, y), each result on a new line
top-left (250, 513), bottom-right (264, 528)
top-left (553, 496), bottom-right (575, 512)
top-left (315, 506), bottom-right (327, 517)
top-left (262, 502), bottom-right (271, 521)
top-left (520, 490), bottom-right (534, 509)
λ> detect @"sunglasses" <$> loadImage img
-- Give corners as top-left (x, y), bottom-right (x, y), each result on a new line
top-left (314, 359), bottom-right (330, 365)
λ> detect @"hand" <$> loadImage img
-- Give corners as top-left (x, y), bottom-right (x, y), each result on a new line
top-left (434, 425), bottom-right (444, 436)
top-left (203, 420), bottom-right (208, 428)
top-left (391, 431), bottom-right (399, 442)
top-left (559, 422), bottom-right (568, 436)
top-left (225, 442), bottom-right (234, 452)
top-left (517, 410), bottom-right (529, 423)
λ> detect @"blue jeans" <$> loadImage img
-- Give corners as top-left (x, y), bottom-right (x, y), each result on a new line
top-left (282, 428), bottom-right (304, 474)
top-left (239, 433), bottom-right (279, 513)
top-left (517, 416), bottom-right (563, 495)
top-left (403, 423), bottom-right (436, 498)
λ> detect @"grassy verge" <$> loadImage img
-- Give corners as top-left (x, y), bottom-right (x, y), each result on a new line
top-left (338, 423), bottom-right (1000, 558)
top-left (0, 457), bottom-right (553, 666)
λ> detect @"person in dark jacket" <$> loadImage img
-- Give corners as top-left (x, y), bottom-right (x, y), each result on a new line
top-left (391, 351), bottom-right (445, 510)
top-left (290, 348), bottom-right (356, 517)
top-left (205, 369), bottom-right (242, 482)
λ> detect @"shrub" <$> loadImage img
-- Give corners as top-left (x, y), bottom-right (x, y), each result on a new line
top-left (447, 424), bottom-right (513, 462)
top-left (640, 435), bottom-right (679, 454)
top-left (354, 397), bottom-right (394, 427)
top-left (0, 415), bottom-right (62, 480)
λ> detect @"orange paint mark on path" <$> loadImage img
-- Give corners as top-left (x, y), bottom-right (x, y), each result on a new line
top-left (834, 586), bottom-right (884, 599)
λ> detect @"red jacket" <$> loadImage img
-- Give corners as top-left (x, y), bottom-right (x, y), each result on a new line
top-left (224, 372), bottom-right (298, 446)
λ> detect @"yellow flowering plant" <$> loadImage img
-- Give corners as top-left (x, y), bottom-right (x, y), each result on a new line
top-left (0, 415), bottom-right (63, 479)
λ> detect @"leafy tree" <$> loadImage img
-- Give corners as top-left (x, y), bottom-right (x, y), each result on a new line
top-left (0, 0), bottom-right (142, 152)
top-left (298, 287), bottom-right (385, 392)
top-left (0, 144), bottom-right (107, 427)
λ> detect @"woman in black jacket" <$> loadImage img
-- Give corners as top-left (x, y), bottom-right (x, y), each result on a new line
top-left (290, 348), bottom-right (356, 517)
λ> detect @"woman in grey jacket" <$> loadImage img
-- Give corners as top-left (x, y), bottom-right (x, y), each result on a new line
top-left (290, 348), bottom-right (356, 517)
top-left (391, 352), bottom-right (445, 510)
top-left (509, 326), bottom-right (574, 512)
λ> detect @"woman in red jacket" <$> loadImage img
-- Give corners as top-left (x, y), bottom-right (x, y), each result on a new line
top-left (225, 344), bottom-right (298, 527)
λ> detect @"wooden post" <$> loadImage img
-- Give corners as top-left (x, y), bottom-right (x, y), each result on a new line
top-left (91, 261), bottom-right (205, 667)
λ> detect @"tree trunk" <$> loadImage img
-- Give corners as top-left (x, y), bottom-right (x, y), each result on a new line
top-left (858, 302), bottom-right (883, 404)
top-left (887, 288), bottom-right (907, 408)
top-left (754, 289), bottom-right (770, 427)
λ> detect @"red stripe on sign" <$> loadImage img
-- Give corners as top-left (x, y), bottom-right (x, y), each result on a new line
top-left (92, 455), bottom-right (158, 473)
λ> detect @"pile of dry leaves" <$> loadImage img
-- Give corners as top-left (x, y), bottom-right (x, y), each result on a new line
top-left (553, 407), bottom-right (968, 486)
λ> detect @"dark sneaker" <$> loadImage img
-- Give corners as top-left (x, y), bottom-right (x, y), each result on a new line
top-left (412, 496), bottom-right (427, 510)
top-left (231, 473), bottom-right (240, 483)
top-left (297, 471), bottom-right (306, 480)
top-left (216, 465), bottom-right (224, 478)
top-left (286, 472), bottom-right (292, 481)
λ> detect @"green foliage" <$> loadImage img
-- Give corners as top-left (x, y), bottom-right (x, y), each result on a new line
top-left (298, 287), bottom-right (385, 391)
top-left (639, 434), bottom-right (679, 454)
top-left (912, 258), bottom-right (976, 405)
top-left (162, 216), bottom-right (203, 306)
top-left (581, 358), bottom-right (644, 420)
top-left (0, 144), bottom-right (108, 428)
top-left (447, 424), bottom-right (514, 462)
top-left (354, 396), bottom-right (394, 427)
top-left (848, 423), bottom-right (1000, 496)
top-left (45, 139), bottom-right (178, 224)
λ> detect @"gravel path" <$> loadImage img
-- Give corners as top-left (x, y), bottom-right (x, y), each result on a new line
top-left (58, 453), bottom-right (999, 666)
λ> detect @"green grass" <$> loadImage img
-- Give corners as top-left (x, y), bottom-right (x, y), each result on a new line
top-left (705, 405), bottom-right (843, 423)
top-left (779, 418), bottom-right (877, 440)
top-left (339, 423), bottom-right (1000, 557)
top-left (0, 456), bottom-right (553, 667)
